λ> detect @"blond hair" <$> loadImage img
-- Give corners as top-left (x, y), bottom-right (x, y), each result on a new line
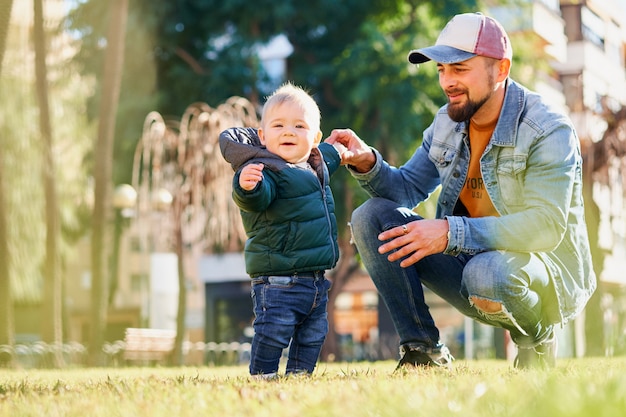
top-left (261, 82), bottom-right (321, 131)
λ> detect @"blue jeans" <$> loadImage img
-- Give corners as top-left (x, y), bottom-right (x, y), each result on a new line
top-left (350, 198), bottom-right (555, 351)
top-left (249, 271), bottom-right (331, 375)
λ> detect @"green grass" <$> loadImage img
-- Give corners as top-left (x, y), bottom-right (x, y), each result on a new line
top-left (1, 358), bottom-right (625, 417)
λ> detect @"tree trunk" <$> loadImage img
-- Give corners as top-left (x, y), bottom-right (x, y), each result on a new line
top-left (0, 0), bottom-right (12, 70)
top-left (583, 104), bottom-right (626, 356)
top-left (34, 0), bottom-right (64, 367)
top-left (0, 0), bottom-right (14, 352)
top-left (321, 186), bottom-right (359, 361)
top-left (172, 197), bottom-right (187, 366)
top-left (0, 159), bottom-right (12, 350)
top-left (89, 0), bottom-right (129, 366)
top-left (322, 237), bottom-right (359, 362)
top-left (581, 139), bottom-right (605, 356)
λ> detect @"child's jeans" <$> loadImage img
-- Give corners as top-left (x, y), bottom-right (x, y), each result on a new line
top-left (249, 271), bottom-right (331, 376)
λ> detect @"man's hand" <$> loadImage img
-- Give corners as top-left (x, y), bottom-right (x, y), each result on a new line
top-left (378, 219), bottom-right (449, 267)
top-left (239, 163), bottom-right (264, 191)
top-left (325, 128), bottom-right (376, 173)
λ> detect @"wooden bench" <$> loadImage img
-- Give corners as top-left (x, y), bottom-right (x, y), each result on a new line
top-left (123, 328), bottom-right (176, 365)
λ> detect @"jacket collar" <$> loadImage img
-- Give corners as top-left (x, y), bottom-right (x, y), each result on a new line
top-left (491, 79), bottom-right (524, 147)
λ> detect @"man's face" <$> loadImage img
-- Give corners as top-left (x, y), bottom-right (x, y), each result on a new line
top-left (437, 57), bottom-right (498, 122)
top-left (258, 102), bottom-right (322, 164)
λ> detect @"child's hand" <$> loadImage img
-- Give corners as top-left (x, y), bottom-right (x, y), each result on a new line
top-left (325, 129), bottom-right (376, 172)
top-left (331, 142), bottom-right (348, 159)
top-left (239, 163), bottom-right (264, 191)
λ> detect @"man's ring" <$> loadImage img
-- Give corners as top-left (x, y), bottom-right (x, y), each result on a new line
top-left (402, 225), bottom-right (409, 235)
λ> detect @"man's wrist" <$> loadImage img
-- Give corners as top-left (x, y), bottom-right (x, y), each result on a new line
top-left (349, 149), bottom-right (376, 173)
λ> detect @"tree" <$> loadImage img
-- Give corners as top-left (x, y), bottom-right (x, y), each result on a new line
top-left (89, 0), bottom-right (129, 366)
top-left (34, 0), bottom-right (63, 366)
top-left (0, 0), bottom-right (94, 360)
top-left (131, 99), bottom-right (255, 365)
top-left (66, 0), bottom-right (482, 360)
top-left (582, 101), bottom-right (626, 356)
top-left (0, 0), bottom-right (14, 353)
top-left (65, 0), bottom-right (480, 208)
top-left (64, 0), bottom-right (158, 187)
top-left (192, 0), bottom-right (483, 360)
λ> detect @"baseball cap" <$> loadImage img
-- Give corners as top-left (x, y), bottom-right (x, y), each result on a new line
top-left (408, 12), bottom-right (512, 64)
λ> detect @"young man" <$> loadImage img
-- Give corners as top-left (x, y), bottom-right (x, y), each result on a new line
top-left (326, 12), bottom-right (596, 369)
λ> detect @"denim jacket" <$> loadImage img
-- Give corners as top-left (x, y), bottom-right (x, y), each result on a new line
top-left (350, 79), bottom-right (596, 324)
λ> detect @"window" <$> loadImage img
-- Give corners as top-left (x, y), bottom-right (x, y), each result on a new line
top-left (581, 7), bottom-right (605, 49)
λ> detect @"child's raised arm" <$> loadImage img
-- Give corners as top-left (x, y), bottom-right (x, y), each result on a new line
top-left (239, 163), bottom-right (265, 191)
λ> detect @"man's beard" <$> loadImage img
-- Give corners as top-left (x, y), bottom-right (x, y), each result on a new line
top-left (446, 72), bottom-right (496, 122)
top-left (447, 90), bottom-right (490, 122)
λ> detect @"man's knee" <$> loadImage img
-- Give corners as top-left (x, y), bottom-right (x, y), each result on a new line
top-left (350, 201), bottom-right (370, 230)
top-left (352, 198), bottom-right (385, 223)
top-left (351, 198), bottom-right (389, 238)
top-left (470, 296), bottom-right (502, 313)
top-left (463, 251), bottom-right (520, 301)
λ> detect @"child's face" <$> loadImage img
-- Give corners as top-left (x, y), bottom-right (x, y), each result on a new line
top-left (258, 102), bottom-right (322, 164)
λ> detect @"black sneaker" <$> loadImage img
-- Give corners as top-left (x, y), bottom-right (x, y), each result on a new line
top-left (395, 345), bottom-right (454, 371)
top-left (514, 332), bottom-right (558, 369)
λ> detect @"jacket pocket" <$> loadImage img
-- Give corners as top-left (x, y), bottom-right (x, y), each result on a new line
top-left (428, 140), bottom-right (457, 168)
top-left (496, 155), bottom-right (527, 207)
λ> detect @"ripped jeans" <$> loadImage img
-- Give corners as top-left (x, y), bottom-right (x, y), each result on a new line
top-left (350, 198), bottom-right (555, 351)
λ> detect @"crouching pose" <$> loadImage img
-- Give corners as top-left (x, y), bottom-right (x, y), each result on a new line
top-left (326, 13), bottom-right (596, 369)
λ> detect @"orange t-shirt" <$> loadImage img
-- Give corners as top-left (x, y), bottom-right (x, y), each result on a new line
top-left (458, 118), bottom-right (499, 218)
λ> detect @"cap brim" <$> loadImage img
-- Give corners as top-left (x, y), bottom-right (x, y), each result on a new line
top-left (408, 45), bottom-right (476, 64)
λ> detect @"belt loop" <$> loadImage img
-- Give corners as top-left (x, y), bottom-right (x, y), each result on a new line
top-left (251, 276), bottom-right (266, 285)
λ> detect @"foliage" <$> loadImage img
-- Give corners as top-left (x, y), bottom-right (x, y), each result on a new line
top-left (0, 12), bottom-right (94, 304)
top-left (0, 71), bottom-right (44, 303)
top-left (61, 0), bottom-right (478, 358)
top-left (1, 358), bottom-right (625, 416)
top-left (64, 0), bottom-right (480, 195)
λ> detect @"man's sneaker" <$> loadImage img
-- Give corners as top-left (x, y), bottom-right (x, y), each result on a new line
top-left (514, 332), bottom-right (558, 369)
top-left (395, 345), bottom-right (454, 371)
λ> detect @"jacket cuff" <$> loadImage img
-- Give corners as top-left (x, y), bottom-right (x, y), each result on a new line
top-left (443, 215), bottom-right (462, 256)
top-left (346, 148), bottom-right (381, 179)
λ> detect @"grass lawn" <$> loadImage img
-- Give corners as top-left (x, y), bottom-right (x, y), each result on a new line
top-left (1, 357), bottom-right (625, 417)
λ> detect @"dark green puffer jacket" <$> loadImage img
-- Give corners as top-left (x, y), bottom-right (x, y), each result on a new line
top-left (219, 127), bottom-right (341, 277)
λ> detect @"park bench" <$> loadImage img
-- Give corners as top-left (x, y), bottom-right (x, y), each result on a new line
top-left (122, 328), bottom-right (176, 365)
